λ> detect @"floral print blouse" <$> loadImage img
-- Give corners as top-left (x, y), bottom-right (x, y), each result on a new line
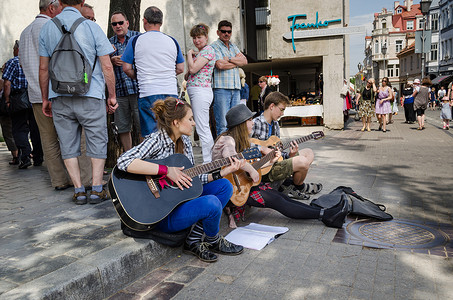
top-left (187, 45), bottom-right (216, 88)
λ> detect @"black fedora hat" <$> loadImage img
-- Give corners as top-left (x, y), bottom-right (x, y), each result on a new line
top-left (226, 104), bottom-right (256, 129)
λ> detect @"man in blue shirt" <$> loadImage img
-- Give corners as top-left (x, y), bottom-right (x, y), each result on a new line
top-left (39, 0), bottom-right (118, 205)
top-left (122, 6), bottom-right (184, 136)
top-left (109, 11), bottom-right (141, 151)
top-left (211, 20), bottom-right (248, 136)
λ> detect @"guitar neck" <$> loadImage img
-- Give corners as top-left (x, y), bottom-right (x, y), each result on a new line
top-left (252, 150), bottom-right (275, 170)
top-left (281, 134), bottom-right (314, 151)
top-left (183, 153), bottom-right (244, 178)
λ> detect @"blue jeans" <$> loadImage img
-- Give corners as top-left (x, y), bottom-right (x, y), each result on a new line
top-left (138, 94), bottom-right (177, 136)
top-left (213, 89), bottom-right (241, 136)
top-left (156, 178), bottom-right (232, 237)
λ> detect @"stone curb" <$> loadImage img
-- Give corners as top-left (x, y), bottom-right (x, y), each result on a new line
top-left (2, 238), bottom-right (179, 300)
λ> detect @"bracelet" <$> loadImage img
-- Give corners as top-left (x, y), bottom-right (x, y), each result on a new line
top-left (212, 170), bottom-right (223, 181)
top-left (157, 165), bottom-right (168, 176)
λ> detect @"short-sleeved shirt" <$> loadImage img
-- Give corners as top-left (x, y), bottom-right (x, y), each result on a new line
top-left (19, 14), bottom-right (51, 103)
top-left (109, 30), bottom-right (140, 97)
top-left (121, 31), bottom-right (184, 98)
top-left (117, 129), bottom-right (208, 184)
top-left (2, 56), bottom-right (28, 90)
top-left (39, 7), bottom-right (114, 100)
top-left (211, 39), bottom-right (241, 90)
top-left (186, 45), bottom-right (215, 88)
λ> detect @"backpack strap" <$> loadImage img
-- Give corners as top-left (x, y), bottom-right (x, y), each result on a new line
top-left (69, 17), bottom-right (87, 34)
top-left (51, 17), bottom-right (66, 34)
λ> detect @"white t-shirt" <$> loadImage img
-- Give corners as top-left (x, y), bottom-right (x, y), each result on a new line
top-left (122, 31), bottom-right (184, 98)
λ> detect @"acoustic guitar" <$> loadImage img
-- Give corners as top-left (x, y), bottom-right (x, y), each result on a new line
top-left (109, 148), bottom-right (261, 231)
top-left (224, 149), bottom-right (277, 207)
top-left (250, 131), bottom-right (325, 174)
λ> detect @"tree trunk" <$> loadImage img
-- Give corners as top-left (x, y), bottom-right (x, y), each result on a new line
top-left (105, 0), bottom-right (142, 169)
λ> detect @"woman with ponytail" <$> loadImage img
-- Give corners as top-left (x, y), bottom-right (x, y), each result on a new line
top-left (117, 97), bottom-right (244, 263)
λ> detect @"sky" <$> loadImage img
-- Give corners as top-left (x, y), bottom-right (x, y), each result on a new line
top-left (349, 0), bottom-right (406, 75)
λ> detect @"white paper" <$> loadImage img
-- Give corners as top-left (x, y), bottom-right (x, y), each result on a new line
top-left (225, 223), bottom-right (289, 250)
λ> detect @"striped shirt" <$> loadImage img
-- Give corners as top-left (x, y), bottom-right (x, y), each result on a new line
top-left (109, 30), bottom-right (140, 97)
top-left (211, 39), bottom-right (241, 90)
top-left (117, 129), bottom-right (208, 184)
top-left (2, 56), bottom-right (28, 90)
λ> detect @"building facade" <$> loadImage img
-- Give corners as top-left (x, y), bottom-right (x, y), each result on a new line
top-left (1, 0), bottom-right (350, 129)
top-left (439, 0), bottom-right (453, 76)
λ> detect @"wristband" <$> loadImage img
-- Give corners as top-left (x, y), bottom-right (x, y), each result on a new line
top-left (212, 170), bottom-right (223, 181)
top-left (157, 165), bottom-right (168, 176)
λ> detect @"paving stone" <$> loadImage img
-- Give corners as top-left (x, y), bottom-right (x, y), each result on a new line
top-left (124, 269), bottom-right (172, 295)
top-left (165, 265), bottom-right (205, 284)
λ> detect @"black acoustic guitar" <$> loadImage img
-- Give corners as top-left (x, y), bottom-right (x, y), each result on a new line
top-left (109, 148), bottom-right (262, 231)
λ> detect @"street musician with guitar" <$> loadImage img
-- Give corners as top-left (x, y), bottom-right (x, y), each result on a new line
top-left (116, 97), bottom-right (244, 263)
top-left (252, 92), bottom-right (323, 200)
top-left (212, 104), bottom-right (348, 229)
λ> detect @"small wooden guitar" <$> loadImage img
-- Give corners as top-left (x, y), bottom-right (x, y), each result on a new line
top-left (224, 149), bottom-right (277, 207)
top-left (250, 131), bottom-right (325, 174)
top-left (109, 148), bottom-right (261, 231)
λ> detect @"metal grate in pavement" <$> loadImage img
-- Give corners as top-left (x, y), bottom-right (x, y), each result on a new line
top-left (333, 218), bottom-right (453, 257)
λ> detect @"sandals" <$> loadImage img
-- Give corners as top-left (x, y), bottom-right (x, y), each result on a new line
top-left (89, 189), bottom-right (110, 204)
top-left (72, 191), bottom-right (87, 205)
top-left (279, 184), bottom-right (310, 200)
top-left (298, 182), bottom-right (323, 195)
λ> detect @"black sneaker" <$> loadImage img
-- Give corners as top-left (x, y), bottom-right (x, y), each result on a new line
top-left (208, 236), bottom-right (244, 255)
top-left (18, 159), bottom-right (32, 169)
top-left (183, 241), bottom-right (218, 263)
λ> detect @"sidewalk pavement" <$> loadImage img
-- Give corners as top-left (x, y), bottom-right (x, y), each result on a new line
top-left (1, 109), bottom-right (453, 299)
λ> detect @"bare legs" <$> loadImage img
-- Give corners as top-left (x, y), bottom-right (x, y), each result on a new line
top-left (64, 157), bottom-right (105, 188)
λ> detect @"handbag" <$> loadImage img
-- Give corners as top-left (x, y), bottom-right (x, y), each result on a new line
top-left (9, 89), bottom-right (31, 113)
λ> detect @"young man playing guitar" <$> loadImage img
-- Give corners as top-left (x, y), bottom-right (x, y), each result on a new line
top-left (116, 97), bottom-right (244, 263)
top-left (251, 92), bottom-right (323, 200)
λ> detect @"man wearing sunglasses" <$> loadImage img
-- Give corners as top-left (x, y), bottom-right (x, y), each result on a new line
top-left (211, 20), bottom-right (248, 136)
top-left (109, 11), bottom-right (141, 151)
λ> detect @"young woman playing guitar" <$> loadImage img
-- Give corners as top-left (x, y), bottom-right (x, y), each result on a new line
top-left (117, 97), bottom-right (244, 263)
top-left (212, 104), bottom-right (348, 229)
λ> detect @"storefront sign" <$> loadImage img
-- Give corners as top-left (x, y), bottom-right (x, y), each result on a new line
top-left (286, 12), bottom-right (341, 52)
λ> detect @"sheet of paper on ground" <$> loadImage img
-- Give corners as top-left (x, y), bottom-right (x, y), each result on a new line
top-left (225, 223), bottom-right (289, 250)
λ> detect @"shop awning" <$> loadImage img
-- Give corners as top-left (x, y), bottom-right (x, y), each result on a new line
top-left (431, 75), bottom-right (453, 85)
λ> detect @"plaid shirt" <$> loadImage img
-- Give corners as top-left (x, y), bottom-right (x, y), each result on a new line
top-left (252, 114), bottom-right (289, 159)
top-left (117, 129), bottom-right (208, 184)
top-left (211, 39), bottom-right (241, 90)
top-left (109, 30), bottom-right (140, 97)
top-left (2, 56), bottom-right (28, 90)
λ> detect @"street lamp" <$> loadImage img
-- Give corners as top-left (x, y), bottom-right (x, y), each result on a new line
top-left (357, 62), bottom-right (363, 72)
top-left (420, 0), bottom-right (432, 79)
top-left (381, 43), bottom-right (387, 79)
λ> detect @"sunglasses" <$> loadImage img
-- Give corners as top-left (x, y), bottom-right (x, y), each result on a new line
top-left (259, 80), bottom-right (265, 83)
top-left (220, 30), bottom-right (232, 34)
top-left (111, 21), bottom-right (124, 26)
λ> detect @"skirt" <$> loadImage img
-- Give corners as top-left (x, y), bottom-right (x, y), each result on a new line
top-left (358, 100), bottom-right (375, 118)
top-left (375, 99), bottom-right (391, 114)
top-left (440, 102), bottom-right (452, 120)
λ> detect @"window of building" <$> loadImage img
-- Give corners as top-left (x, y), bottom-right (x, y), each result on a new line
top-left (430, 43), bottom-right (438, 61)
top-left (396, 64), bottom-right (399, 77)
top-left (410, 56), bottom-right (413, 70)
top-left (387, 64), bottom-right (394, 77)
top-left (407, 20), bottom-right (414, 30)
top-left (397, 7), bottom-right (402, 14)
top-left (382, 19), bottom-right (387, 29)
top-left (431, 13), bottom-right (439, 31)
top-left (418, 19), bottom-right (424, 30)
top-left (375, 40), bottom-right (379, 54)
top-left (396, 40), bottom-right (403, 53)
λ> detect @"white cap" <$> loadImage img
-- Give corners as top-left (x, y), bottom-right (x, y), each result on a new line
top-left (414, 78), bottom-right (420, 84)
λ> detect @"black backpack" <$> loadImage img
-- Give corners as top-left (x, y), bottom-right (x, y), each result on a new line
top-left (49, 17), bottom-right (95, 95)
top-left (310, 186), bottom-right (393, 221)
